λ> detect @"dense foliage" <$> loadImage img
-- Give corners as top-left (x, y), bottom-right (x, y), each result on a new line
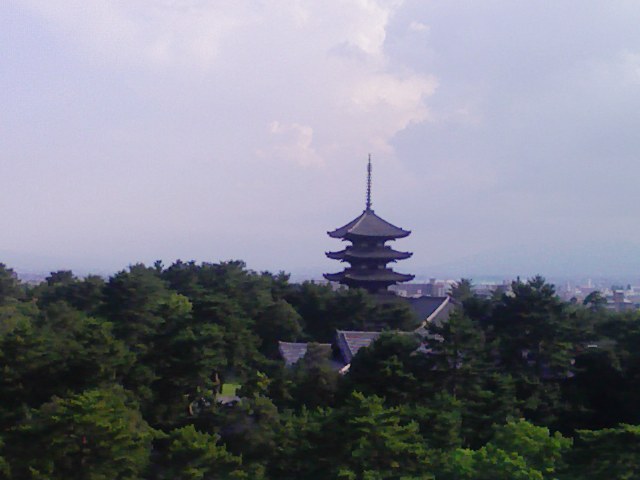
top-left (0, 261), bottom-right (639, 479)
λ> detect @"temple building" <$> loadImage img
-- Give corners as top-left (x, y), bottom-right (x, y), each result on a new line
top-left (324, 157), bottom-right (414, 294)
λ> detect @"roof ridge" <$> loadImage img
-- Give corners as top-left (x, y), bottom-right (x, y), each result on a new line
top-left (339, 330), bottom-right (382, 334)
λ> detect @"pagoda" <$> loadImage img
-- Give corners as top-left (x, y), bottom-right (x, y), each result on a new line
top-left (324, 157), bottom-right (414, 294)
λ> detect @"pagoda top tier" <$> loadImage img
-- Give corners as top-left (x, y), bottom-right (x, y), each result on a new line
top-left (327, 208), bottom-right (411, 240)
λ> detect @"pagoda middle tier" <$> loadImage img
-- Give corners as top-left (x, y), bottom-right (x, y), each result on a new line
top-left (326, 245), bottom-right (412, 262)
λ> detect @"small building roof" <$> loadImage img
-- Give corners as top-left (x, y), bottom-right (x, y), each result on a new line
top-left (408, 296), bottom-right (457, 335)
top-left (278, 341), bottom-right (332, 366)
top-left (336, 330), bottom-right (381, 363)
top-left (327, 209), bottom-right (410, 240)
top-left (406, 296), bottom-right (450, 322)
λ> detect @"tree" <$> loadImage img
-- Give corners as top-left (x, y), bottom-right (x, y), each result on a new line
top-left (8, 386), bottom-right (155, 480)
top-left (0, 264), bottom-right (22, 305)
top-left (285, 283), bottom-right (381, 342)
top-left (0, 302), bottom-right (129, 427)
top-left (287, 343), bottom-right (340, 409)
top-left (147, 293), bottom-right (228, 427)
top-left (268, 407), bottom-right (334, 479)
top-left (254, 300), bottom-right (302, 357)
top-left (217, 396), bottom-right (281, 465)
top-left (33, 302), bottom-right (133, 405)
top-left (102, 264), bottom-right (173, 409)
top-left (426, 310), bottom-right (518, 446)
top-left (435, 419), bottom-right (571, 480)
top-left (561, 348), bottom-right (627, 431)
top-left (450, 278), bottom-right (474, 302)
top-left (489, 276), bottom-right (575, 425)
top-left (332, 392), bottom-right (432, 479)
top-left (583, 291), bottom-right (606, 311)
top-left (102, 264), bottom-right (169, 348)
top-left (345, 333), bottom-right (422, 404)
top-left (152, 425), bottom-right (248, 480)
top-left (567, 424), bottom-right (640, 480)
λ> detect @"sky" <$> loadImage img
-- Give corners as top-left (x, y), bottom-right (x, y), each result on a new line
top-left (2, 1), bottom-right (640, 278)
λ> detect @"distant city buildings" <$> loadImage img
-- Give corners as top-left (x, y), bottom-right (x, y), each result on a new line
top-left (555, 279), bottom-right (640, 312)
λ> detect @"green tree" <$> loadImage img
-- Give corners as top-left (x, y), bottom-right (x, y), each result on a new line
top-left (0, 264), bottom-right (22, 304)
top-left (332, 392), bottom-right (432, 479)
top-left (102, 264), bottom-right (173, 408)
top-left (345, 333), bottom-right (421, 404)
top-left (489, 276), bottom-right (575, 424)
top-left (254, 299), bottom-right (302, 357)
top-left (102, 264), bottom-right (169, 348)
top-left (567, 424), bottom-right (640, 480)
top-left (152, 425), bottom-right (248, 480)
top-left (450, 278), bottom-right (474, 302)
top-left (583, 291), bottom-right (606, 310)
top-left (148, 293), bottom-right (227, 427)
top-left (217, 396), bottom-right (281, 465)
top-left (426, 310), bottom-right (518, 446)
top-left (288, 343), bottom-right (340, 409)
top-left (436, 419), bottom-right (571, 480)
top-left (8, 386), bottom-right (155, 480)
top-left (34, 271), bottom-right (105, 315)
top-left (285, 284), bottom-right (381, 341)
top-left (33, 302), bottom-right (133, 405)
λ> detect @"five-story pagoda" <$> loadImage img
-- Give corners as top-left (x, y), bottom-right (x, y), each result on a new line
top-left (324, 157), bottom-right (414, 294)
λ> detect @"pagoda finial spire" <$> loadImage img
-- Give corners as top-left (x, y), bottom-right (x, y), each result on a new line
top-left (366, 154), bottom-right (372, 210)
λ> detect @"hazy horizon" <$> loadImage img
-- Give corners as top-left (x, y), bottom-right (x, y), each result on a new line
top-left (3, 1), bottom-right (640, 278)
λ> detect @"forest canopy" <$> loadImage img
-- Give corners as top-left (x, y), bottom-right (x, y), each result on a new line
top-left (0, 261), bottom-right (639, 479)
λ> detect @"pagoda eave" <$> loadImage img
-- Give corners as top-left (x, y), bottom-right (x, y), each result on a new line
top-left (325, 249), bottom-right (412, 261)
top-left (328, 209), bottom-right (411, 239)
top-left (325, 271), bottom-right (414, 283)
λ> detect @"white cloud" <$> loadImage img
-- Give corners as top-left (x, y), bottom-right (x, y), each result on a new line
top-left (258, 121), bottom-right (324, 167)
top-left (16, 0), bottom-right (438, 160)
top-left (408, 20), bottom-right (429, 32)
top-left (19, 0), bottom-right (256, 69)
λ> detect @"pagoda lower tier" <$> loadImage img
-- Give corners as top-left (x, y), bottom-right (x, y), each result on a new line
top-left (324, 268), bottom-right (414, 293)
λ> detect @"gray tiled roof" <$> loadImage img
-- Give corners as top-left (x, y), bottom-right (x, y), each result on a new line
top-left (328, 209), bottom-right (410, 239)
top-left (278, 341), bottom-right (332, 366)
top-left (335, 330), bottom-right (381, 363)
top-left (406, 296), bottom-right (450, 322)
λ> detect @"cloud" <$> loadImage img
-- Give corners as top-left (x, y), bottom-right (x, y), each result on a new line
top-left (18, 0), bottom-right (435, 160)
top-left (408, 21), bottom-right (429, 32)
top-left (347, 73), bottom-right (437, 152)
top-left (258, 121), bottom-right (324, 167)
top-left (18, 0), bottom-right (256, 69)
top-left (3, 0), bottom-right (439, 270)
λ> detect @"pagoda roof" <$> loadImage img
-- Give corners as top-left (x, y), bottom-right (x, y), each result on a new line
top-left (326, 246), bottom-right (412, 261)
top-left (324, 270), bottom-right (415, 283)
top-left (328, 209), bottom-right (410, 239)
